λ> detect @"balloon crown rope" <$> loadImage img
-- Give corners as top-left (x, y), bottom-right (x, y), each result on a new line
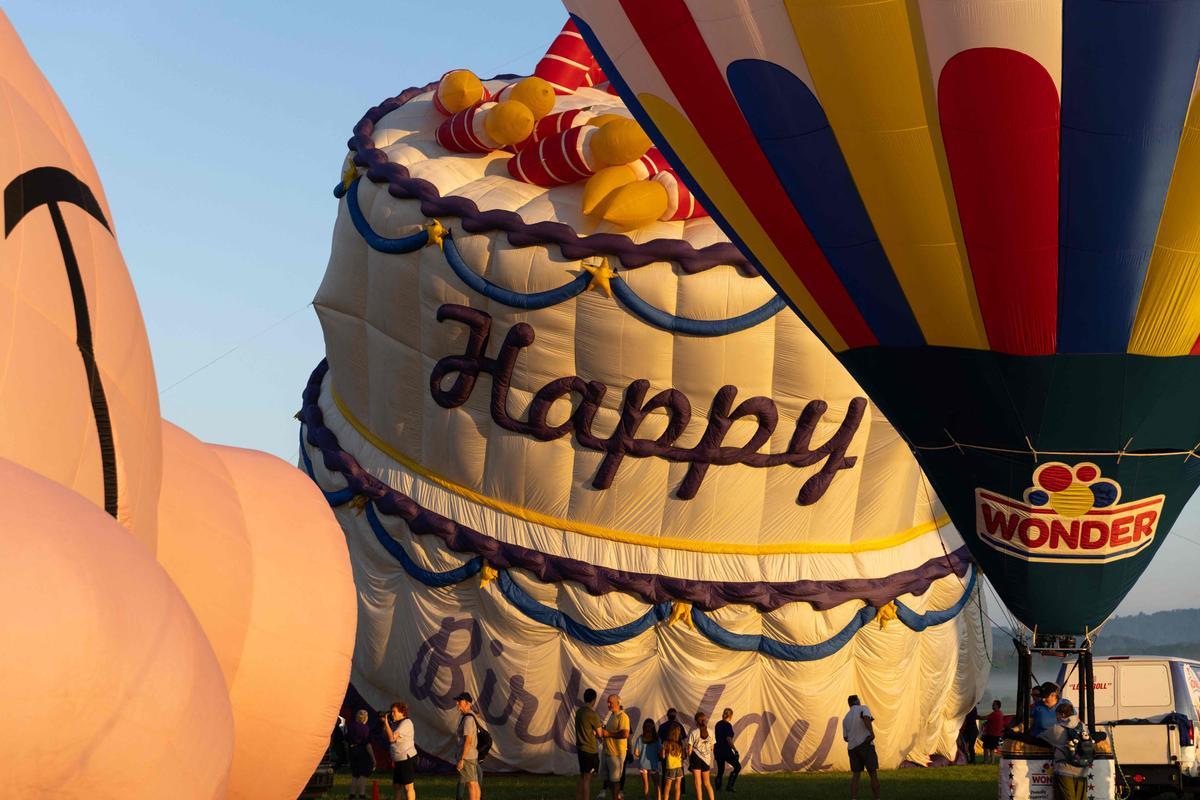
top-left (915, 429), bottom-right (1200, 462)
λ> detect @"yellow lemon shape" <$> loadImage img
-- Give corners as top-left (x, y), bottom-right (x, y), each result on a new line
top-left (583, 165), bottom-right (639, 216)
top-left (437, 69), bottom-right (485, 114)
top-left (484, 100), bottom-right (535, 146)
top-left (600, 179), bottom-right (668, 229)
top-left (1049, 483), bottom-right (1094, 518)
top-left (590, 118), bottom-right (653, 166)
top-left (590, 113), bottom-right (629, 128)
top-left (507, 77), bottom-right (556, 121)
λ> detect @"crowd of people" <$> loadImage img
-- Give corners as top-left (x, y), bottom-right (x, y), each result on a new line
top-left (336, 690), bottom-right (889, 800)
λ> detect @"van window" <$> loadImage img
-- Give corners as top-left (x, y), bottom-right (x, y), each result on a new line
top-left (1118, 663), bottom-right (1172, 709)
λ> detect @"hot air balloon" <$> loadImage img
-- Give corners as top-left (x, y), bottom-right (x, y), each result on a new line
top-left (300, 47), bottom-right (990, 773)
top-left (1, 12), bottom-right (357, 798)
top-left (563, 0), bottom-right (1197, 788)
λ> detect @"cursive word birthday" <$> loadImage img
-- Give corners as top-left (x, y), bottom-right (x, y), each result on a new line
top-left (409, 615), bottom-right (838, 771)
top-left (428, 304), bottom-right (865, 505)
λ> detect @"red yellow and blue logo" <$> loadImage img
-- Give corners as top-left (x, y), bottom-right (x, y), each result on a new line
top-left (975, 463), bottom-right (1164, 564)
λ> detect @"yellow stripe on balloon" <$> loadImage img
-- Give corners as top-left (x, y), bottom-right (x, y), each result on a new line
top-left (637, 92), bottom-right (848, 351)
top-left (1129, 92), bottom-right (1200, 356)
top-left (784, 0), bottom-right (988, 350)
top-left (328, 384), bottom-right (950, 555)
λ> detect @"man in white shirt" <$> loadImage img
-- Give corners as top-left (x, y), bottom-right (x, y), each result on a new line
top-left (842, 695), bottom-right (880, 800)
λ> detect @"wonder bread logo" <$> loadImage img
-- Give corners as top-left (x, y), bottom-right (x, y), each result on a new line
top-left (975, 462), bottom-right (1164, 564)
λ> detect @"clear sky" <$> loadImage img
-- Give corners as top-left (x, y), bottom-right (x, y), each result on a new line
top-left (6, 1), bottom-right (1197, 616)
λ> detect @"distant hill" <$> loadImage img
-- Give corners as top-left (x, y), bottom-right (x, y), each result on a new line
top-left (988, 608), bottom-right (1200, 667)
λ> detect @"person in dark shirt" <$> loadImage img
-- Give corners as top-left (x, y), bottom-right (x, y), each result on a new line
top-left (346, 709), bottom-right (376, 800)
top-left (714, 707), bottom-right (740, 792)
top-left (960, 706), bottom-right (980, 764)
top-left (575, 688), bottom-right (602, 800)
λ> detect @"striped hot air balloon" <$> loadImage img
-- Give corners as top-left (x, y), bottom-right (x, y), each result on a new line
top-left (565, 0), bottom-right (1200, 637)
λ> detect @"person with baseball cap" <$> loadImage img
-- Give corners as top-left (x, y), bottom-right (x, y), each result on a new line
top-left (454, 692), bottom-right (482, 799)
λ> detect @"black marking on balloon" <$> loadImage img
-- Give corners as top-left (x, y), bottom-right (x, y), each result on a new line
top-left (4, 167), bottom-right (118, 517)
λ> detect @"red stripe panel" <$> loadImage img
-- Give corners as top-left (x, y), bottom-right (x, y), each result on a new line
top-left (617, 0), bottom-right (875, 348)
top-left (938, 48), bottom-right (1059, 355)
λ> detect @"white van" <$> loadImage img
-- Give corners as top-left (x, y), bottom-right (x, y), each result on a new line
top-left (1056, 656), bottom-right (1200, 794)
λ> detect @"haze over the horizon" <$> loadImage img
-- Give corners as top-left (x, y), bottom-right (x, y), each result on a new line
top-left (7, 1), bottom-right (1197, 617)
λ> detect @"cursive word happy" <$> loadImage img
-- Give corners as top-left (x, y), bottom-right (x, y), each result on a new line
top-left (429, 304), bottom-right (865, 505)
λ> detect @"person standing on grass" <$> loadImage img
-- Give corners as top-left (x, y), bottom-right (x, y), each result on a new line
top-left (658, 709), bottom-right (688, 796)
top-left (631, 719), bottom-right (661, 800)
top-left (454, 692), bottom-right (482, 800)
top-left (347, 709), bottom-right (376, 800)
top-left (597, 694), bottom-right (631, 800)
top-left (960, 706), bottom-right (980, 764)
top-left (686, 712), bottom-right (716, 800)
top-left (575, 688), bottom-right (602, 800)
top-left (660, 727), bottom-right (685, 800)
top-left (713, 707), bottom-right (740, 793)
top-left (843, 695), bottom-right (880, 800)
top-left (383, 702), bottom-right (417, 800)
top-left (982, 700), bottom-right (1006, 764)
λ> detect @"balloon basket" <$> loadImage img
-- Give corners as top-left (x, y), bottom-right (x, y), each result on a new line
top-left (999, 749), bottom-right (1115, 800)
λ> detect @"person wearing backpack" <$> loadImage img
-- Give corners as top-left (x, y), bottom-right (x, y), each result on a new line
top-left (454, 692), bottom-right (491, 800)
top-left (1042, 700), bottom-right (1090, 800)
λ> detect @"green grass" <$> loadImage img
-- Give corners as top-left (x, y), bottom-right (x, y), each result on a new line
top-left (328, 763), bottom-right (1000, 799)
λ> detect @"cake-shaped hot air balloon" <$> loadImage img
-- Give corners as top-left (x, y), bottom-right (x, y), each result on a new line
top-left (564, 1), bottom-right (1200, 644)
top-left (301, 26), bottom-right (990, 774)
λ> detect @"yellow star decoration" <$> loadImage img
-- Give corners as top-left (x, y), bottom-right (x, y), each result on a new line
top-left (347, 494), bottom-right (369, 516)
top-left (341, 156), bottom-right (358, 192)
top-left (876, 601), bottom-right (899, 630)
top-left (424, 219), bottom-right (448, 249)
top-left (479, 564), bottom-right (499, 589)
top-left (667, 600), bottom-right (694, 629)
top-left (581, 257), bottom-right (616, 299)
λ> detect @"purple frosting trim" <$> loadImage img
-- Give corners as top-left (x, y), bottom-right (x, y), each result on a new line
top-left (347, 80), bottom-right (757, 276)
top-left (300, 359), bottom-right (973, 612)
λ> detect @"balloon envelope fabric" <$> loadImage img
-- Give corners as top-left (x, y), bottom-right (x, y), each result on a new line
top-left (302, 75), bottom-right (990, 772)
top-left (562, 0), bottom-right (1200, 635)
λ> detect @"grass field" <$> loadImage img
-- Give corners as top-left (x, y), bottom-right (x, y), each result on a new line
top-left (328, 763), bottom-right (1000, 799)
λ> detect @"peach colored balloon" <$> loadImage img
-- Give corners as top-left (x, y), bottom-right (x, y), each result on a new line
top-left (156, 422), bottom-right (254, 687)
top-left (0, 12), bottom-right (162, 552)
top-left (208, 446), bottom-right (356, 800)
top-left (0, 457), bottom-right (233, 799)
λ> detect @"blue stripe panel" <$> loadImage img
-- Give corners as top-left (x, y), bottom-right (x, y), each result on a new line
top-left (894, 568), bottom-right (976, 631)
top-left (497, 570), bottom-right (673, 646)
top-left (1058, 0), bottom-right (1200, 352)
top-left (691, 603), bottom-right (877, 660)
top-left (725, 59), bottom-right (926, 348)
top-left (346, 175), bottom-right (787, 334)
top-left (441, 236), bottom-right (594, 309)
top-left (299, 426), bottom-right (356, 505)
top-left (346, 179), bottom-right (432, 254)
top-left (365, 503), bottom-right (484, 587)
top-left (610, 278), bottom-right (787, 335)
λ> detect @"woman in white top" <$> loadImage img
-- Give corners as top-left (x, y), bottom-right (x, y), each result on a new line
top-left (383, 702), bottom-right (418, 800)
top-left (686, 712), bottom-right (716, 800)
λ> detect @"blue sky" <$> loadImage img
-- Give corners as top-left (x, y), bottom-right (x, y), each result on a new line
top-left (7, 2), bottom-right (1197, 615)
